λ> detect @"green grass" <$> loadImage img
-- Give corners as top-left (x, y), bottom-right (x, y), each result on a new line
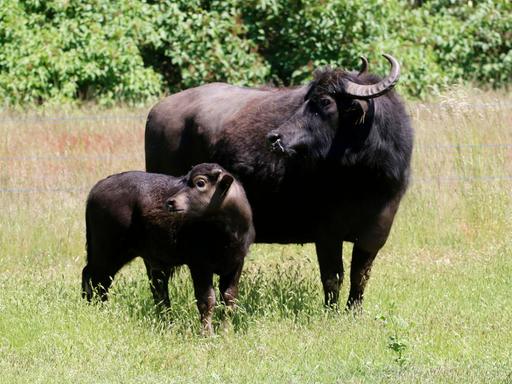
top-left (1, 89), bottom-right (511, 383)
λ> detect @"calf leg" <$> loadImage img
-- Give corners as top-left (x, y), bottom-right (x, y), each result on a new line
top-left (83, 228), bottom-right (131, 301)
top-left (218, 262), bottom-right (244, 330)
top-left (82, 263), bottom-right (122, 302)
top-left (143, 259), bottom-right (173, 309)
top-left (315, 238), bottom-right (344, 308)
top-left (189, 267), bottom-right (216, 335)
top-left (346, 245), bottom-right (378, 310)
top-left (219, 262), bottom-right (243, 308)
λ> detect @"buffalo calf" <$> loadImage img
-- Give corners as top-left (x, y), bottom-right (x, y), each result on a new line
top-left (82, 163), bottom-right (254, 333)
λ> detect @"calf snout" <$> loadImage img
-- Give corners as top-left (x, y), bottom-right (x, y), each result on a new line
top-left (165, 196), bottom-right (186, 212)
top-left (165, 199), bottom-right (176, 212)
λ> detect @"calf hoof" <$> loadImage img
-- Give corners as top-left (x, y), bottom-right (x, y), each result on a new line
top-left (200, 320), bottom-right (215, 337)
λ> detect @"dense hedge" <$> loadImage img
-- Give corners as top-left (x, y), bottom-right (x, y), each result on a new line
top-left (0, 0), bottom-right (510, 106)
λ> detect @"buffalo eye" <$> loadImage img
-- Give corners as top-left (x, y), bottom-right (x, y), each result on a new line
top-left (319, 98), bottom-right (331, 107)
top-left (194, 177), bottom-right (208, 191)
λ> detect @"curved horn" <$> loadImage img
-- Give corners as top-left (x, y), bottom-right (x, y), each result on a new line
top-left (357, 56), bottom-right (369, 76)
top-left (343, 54), bottom-right (400, 99)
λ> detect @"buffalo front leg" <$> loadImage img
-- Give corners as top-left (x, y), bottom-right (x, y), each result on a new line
top-left (144, 259), bottom-right (173, 310)
top-left (315, 238), bottom-right (344, 308)
top-left (189, 266), bottom-right (216, 336)
top-left (346, 245), bottom-right (378, 311)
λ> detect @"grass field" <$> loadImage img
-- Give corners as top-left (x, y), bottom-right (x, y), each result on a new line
top-left (1, 89), bottom-right (511, 383)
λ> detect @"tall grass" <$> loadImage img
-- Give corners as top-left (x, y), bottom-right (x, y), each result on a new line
top-left (0, 89), bottom-right (511, 383)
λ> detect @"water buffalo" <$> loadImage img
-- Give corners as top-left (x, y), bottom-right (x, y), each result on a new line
top-left (145, 54), bottom-right (413, 310)
top-left (82, 163), bottom-right (255, 333)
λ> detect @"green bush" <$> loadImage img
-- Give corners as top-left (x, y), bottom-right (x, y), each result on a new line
top-left (0, 0), bottom-right (509, 106)
top-left (427, 0), bottom-right (512, 89)
top-left (237, 0), bottom-right (451, 98)
top-left (0, 0), bottom-right (162, 106)
top-left (142, 1), bottom-right (270, 92)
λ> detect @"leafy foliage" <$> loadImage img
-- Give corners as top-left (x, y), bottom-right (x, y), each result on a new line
top-left (427, 0), bottom-right (512, 89)
top-left (0, 1), bottom-right (162, 106)
top-left (141, 1), bottom-right (270, 92)
top-left (0, 0), bottom-right (509, 105)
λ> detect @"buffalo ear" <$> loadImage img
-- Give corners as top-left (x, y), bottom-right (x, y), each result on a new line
top-left (341, 99), bottom-right (370, 125)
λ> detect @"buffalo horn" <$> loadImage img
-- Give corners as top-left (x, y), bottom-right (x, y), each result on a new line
top-left (357, 56), bottom-right (369, 76)
top-left (343, 54), bottom-right (400, 99)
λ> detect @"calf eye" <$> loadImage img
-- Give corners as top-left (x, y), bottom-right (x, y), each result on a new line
top-left (195, 178), bottom-right (207, 190)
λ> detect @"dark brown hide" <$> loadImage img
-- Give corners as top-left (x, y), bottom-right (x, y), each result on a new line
top-left (145, 56), bottom-right (413, 309)
top-left (82, 163), bottom-right (254, 333)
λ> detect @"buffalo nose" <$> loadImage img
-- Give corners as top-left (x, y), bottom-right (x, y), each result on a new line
top-left (266, 132), bottom-right (281, 144)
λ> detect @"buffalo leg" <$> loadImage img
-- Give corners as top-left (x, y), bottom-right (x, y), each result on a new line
top-left (189, 267), bottom-right (216, 335)
top-left (346, 245), bottom-right (378, 310)
top-left (315, 238), bottom-right (344, 308)
top-left (144, 259), bottom-right (172, 309)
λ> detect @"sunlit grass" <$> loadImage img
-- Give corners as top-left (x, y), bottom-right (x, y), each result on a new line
top-left (0, 90), bottom-right (511, 382)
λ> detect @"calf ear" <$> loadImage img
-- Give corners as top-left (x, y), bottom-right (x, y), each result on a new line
top-left (211, 169), bottom-right (223, 181)
top-left (208, 174), bottom-right (234, 209)
top-left (217, 174), bottom-right (234, 196)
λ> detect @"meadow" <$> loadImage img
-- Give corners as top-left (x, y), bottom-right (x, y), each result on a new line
top-left (0, 89), bottom-right (511, 383)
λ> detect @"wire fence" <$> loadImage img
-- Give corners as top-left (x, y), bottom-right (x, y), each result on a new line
top-left (0, 154), bottom-right (143, 161)
top-left (1, 174), bottom-right (511, 194)
top-left (0, 187), bottom-right (89, 194)
top-left (0, 114), bottom-right (146, 125)
top-left (1, 143), bottom-right (512, 163)
top-left (0, 101), bottom-right (510, 126)
top-left (0, 103), bottom-right (510, 193)
top-left (412, 101), bottom-right (512, 111)
top-left (0, 143), bottom-right (511, 162)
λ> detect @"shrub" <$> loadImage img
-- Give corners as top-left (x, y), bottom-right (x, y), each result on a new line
top-left (0, 1), bottom-right (162, 106)
top-left (141, 0), bottom-right (271, 93)
top-left (427, 0), bottom-right (512, 89)
top-left (0, 0), bottom-right (509, 106)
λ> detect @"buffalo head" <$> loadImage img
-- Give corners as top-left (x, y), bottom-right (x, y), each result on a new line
top-left (266, 54), bottom-right (400, 160)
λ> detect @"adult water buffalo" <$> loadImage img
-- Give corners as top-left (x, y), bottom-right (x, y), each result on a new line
top-left (145, 54), bottom-right (413, 309)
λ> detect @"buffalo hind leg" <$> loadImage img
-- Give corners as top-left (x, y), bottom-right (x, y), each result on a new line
top-left (189, 266), bottom-right (216, 335)
top-left (315, 238), bottom-right (344, 308)
top-left (144, 259), bottom-right (173, 310)
top-left (346, 245), bottom-right (378, 311)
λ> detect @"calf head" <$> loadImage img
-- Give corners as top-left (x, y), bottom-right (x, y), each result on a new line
top-left (164, 163), bottom-right (235, 219)
top-left (266, 54), bottom-right (400, 161)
